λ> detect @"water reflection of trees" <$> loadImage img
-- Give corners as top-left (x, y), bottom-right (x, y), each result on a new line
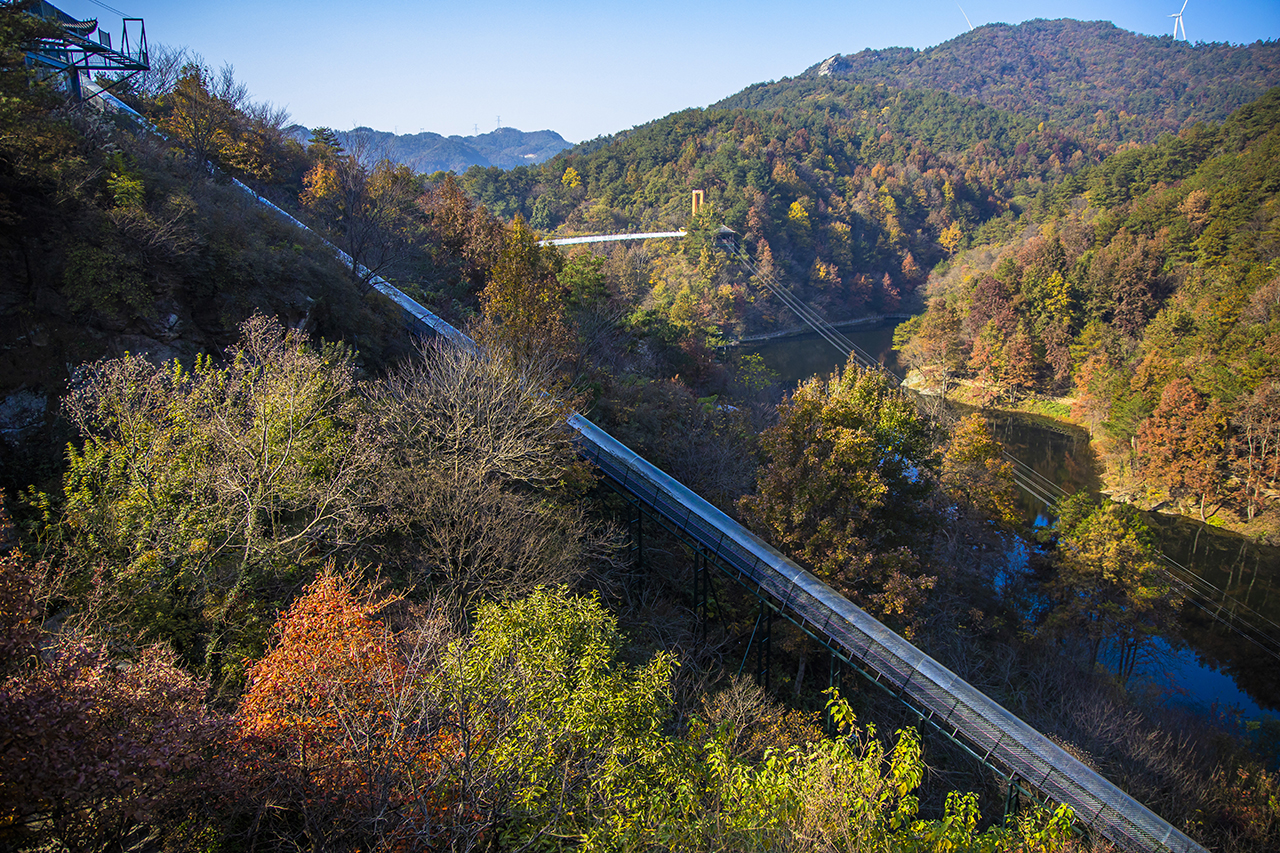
top-left (751, 330), bottom-right (1280, 713)
top-left (1179, 610), bottom-right (1280, 711)
top-left (1145, 514), bottom-right (1280, 711)
top-left (981, 412), bottom-right (1102, 526)
top-left (981, 412), bottom-right (1280, 711)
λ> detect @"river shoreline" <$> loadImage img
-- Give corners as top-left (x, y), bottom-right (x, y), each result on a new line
top-left (755, 330), bottom-right (1280, 714)
top-left (906, 371), bottom-right (1280, 545)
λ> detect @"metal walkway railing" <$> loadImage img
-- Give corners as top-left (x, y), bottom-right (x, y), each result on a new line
top-left (85, 83), bottom-right (1206, 853)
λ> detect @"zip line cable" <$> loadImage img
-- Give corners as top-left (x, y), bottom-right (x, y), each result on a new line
top-left (735, 243), bottom-right (1063, 501)
top-left (1158, 549), bottom-right (1280, 640)
top-left (84, 0), bottom-right (133, 19)
top-left (734, 243), bottom-right (1088, 509)
top-left (729, 242), bottom-right (1280, 663)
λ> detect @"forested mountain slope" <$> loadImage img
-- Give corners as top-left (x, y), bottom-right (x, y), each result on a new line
top-left (796, 19), bottom-right (1280, 143)
top-left (461, 18), bottom-right (1280, 345)
top-left (0, 14), bottom-right (1141, 850)
top-left (455, 20), bottom-right (1280, 539)
top-left (0, 83), bottom-right (413, 491)
top-left (5, 7), bottom-right (1280, 851)
top-left (899, 86), bottom-right (1280, 536)
top-left (462, 80), bottom-right (1097, 337)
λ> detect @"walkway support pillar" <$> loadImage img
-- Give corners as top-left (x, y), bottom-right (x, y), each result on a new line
top-left (630, 509), bottom-right (644, 570)
top-left (756, 600), bottom-right (773, 689)
top-left (1004, 774), bottom-right (1022, 826)
top-left (826, 654), bottom-right (844, 734)
top-left (693, 547), bottom-right (706, 641)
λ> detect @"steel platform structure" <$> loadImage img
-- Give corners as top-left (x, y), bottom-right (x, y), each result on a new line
top-left (24, 1), bottom-right (148, 102)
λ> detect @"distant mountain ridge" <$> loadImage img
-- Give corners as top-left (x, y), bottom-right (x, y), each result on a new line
top-left (790, 19), bottom-right (1280, 142)
top-left (286, 125), bottom-right (573, 173)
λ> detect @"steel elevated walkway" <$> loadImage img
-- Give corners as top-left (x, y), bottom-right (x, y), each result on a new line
top-left (368, 298), bottom-right (1206, 853)
top-left (82, 81), bottom-right (1208, 853)
top-left (228, 173), bottom-right (1211, 853)
top-left (568, 415), bottom-right (1205, 853)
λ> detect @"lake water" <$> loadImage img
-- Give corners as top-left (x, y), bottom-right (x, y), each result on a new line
top-left (744, 321), bottom-right (1280, 720)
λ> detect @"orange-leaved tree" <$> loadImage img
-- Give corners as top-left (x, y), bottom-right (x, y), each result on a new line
top-left (1136, 377), bottom-right (1227, 521)
top-left (238, 570), bottom-right (462, 851)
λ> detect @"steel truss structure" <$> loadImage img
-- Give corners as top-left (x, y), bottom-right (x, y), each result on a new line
top-left (569, 414), bottom-right (1206, 853)
top-left (24, 1), bottom-right (148, 102)
top-left (80, 81), bottom-right (1207, 853)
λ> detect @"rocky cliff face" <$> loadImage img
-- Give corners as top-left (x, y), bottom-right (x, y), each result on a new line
top-left (0, 267), bottom-right (388, 494)
top-left (0, 163), bottom-right (413, 496)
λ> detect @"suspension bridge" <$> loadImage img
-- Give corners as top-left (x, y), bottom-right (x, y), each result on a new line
top-left (539, 231), bottom-right (687, 246)
top-left (71, 70), bottom-right (1218, 852)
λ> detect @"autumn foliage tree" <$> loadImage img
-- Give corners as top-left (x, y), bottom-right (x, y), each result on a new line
top-left (49, 316), bottom-right (384, 687)
top-left (417, 174), bottom-right (506, 296)
top-left (0, 636), bottom-right (230, 852)
top-left (159, 61), bottom-right (246, 167)
top-left (897, 303), bottom-right (963, 406)
top-left (478, 215), bottom-right (574, 368)
top-left (739, 358), bottom-right (938, 634)
top-left (301, 137), bottom-right (421, 293)
top-left (239, 572), bottom-right (403, 771)
top-left (0, 504), bottom-right (39, 676)
top-left (237, 570), bottom-right (450, 850)
top-left (1229, 380), bottom-right (1280, 522)
top-left (1136, 377), bottom-right (1227, 520)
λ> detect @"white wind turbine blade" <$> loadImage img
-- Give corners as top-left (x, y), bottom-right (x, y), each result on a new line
top-left (958, 3), bottom-right (974, 31)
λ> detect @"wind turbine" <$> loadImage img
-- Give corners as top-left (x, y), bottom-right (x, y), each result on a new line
top-left (957, 3), bottom-right (974, 32)
top-left (1170, 0), bottom-right (1188, 41)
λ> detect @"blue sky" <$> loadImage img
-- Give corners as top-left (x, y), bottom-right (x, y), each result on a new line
top-left (57, 0), bottom-right (1280, 143)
